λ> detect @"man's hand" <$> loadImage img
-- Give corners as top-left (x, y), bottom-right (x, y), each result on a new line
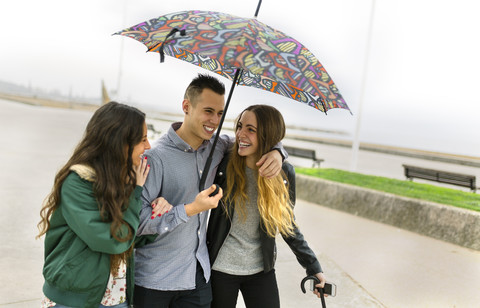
top-left (185, 184), bottom-right (223, 216)
top-left (256, 150), bottom-right (282, 178)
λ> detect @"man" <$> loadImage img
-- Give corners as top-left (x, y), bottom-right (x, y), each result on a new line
top-left (134, 74), bottom-right (285, 308)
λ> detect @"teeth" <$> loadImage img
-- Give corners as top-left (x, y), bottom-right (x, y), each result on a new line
top-left (239, 142), bottom-right (250, 147)
top-left (204, 126), bottom-right (214, 132)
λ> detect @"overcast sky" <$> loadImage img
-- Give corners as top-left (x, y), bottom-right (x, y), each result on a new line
top-left (1, 0), bottom-right (479, 157)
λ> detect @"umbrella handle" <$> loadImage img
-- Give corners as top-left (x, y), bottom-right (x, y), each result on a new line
top-left (300, 275), bottom-right (327, 308)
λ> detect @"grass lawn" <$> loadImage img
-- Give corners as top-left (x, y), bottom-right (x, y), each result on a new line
top-left (295, 168), bottom-right (480, 212)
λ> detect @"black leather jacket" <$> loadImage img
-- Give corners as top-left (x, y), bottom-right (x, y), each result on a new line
top-left (206, 155), bottom-right (322, 276)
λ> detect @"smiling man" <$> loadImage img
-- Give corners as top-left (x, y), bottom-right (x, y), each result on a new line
top-left (133, 74), bottom-right (285, 308)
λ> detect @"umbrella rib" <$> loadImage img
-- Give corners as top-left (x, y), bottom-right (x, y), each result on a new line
top-left (153, 28), bottom-right (186, 62)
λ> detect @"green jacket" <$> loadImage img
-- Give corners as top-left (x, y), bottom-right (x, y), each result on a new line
top-left (42, 165), bottom-right (142, 308)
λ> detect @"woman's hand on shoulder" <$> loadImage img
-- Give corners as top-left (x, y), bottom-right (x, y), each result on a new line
top-left (135, 156), bottom-right (150, 186)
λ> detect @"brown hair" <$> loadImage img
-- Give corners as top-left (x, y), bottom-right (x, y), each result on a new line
top-left (224, 104), bottom-right (295, 237)
top-left (37, 101), bottom-right (146, 273)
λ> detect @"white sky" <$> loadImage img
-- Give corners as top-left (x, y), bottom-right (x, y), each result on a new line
top-left (1, 0), bottom-right (479, 157)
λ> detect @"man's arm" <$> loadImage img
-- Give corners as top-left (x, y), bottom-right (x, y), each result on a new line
top-left (151, 185), bottom-right (223, 218)
top-left (137, 153), bottom-right (189, 236)
top-left (256, 149), bottom-right (283, 178)
top-left (257, 142), bottom-right (287, 178)
top-left (218, 134), bottom-right (287, 178)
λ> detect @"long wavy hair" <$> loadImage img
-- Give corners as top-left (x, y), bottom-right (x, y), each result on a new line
top-left (224, 105), bottom-right (295, 238)
top-left (37, 101), bottom-right (146, 274)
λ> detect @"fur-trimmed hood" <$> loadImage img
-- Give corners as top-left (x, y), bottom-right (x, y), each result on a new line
top-left (70, 164), bottom-right (96, 182)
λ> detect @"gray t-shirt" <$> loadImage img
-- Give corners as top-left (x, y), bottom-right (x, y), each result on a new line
top-left (212, 167), bottom-right (264, 275)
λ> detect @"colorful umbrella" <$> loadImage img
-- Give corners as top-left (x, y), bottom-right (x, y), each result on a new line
top-left (114, 10), bottom-right (349, 114)
top-left (114, 9), bottom-right (350, 189)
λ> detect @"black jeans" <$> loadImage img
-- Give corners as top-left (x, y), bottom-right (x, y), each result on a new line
top-left (211, 269), bottom-right (280, 308)
top-left (134, 263), bottom-right (212, 308)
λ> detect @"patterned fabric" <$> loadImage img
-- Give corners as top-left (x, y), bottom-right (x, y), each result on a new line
top-left (100, 262), bottom-right (127, 305)
top-left (40, 297), bottom-right (56, 308)
top-left (115, 10), bottom-right (349, 113)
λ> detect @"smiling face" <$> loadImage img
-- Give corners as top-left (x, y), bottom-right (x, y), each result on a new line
top-left (131, 122), bottom-right (151, 167)
top-left (179, 88), bottom-right (225, 149)
top-left (235, 110), bottom-right (259, 168)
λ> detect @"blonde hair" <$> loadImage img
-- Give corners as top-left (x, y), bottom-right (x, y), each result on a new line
top-left (224, 105), bottom-right (295, 238)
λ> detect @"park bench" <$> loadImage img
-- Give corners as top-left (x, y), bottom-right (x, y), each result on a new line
top-left (402, 164), bottom-right (477, 192)
top-left (284, 145), bottom-right (324, 168)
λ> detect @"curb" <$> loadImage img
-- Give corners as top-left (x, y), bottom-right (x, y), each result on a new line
top-left (296, 174), bottom-right (480, 251)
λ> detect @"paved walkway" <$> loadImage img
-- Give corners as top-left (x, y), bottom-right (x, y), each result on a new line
top-left (1, 99), bottom-right (479, 307)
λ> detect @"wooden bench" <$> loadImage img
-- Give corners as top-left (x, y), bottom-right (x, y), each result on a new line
top-left (284, 145), bottom-right (324, 168)
top-left (402, 164), bottom-right (477, 192)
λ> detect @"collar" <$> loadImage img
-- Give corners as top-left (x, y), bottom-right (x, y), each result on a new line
top-left (70, 164), bottom-right (96, 182)
top-left (168, 122), bottom-right (210, 152)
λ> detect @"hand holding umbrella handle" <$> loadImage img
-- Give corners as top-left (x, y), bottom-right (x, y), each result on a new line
top-left (300, 275), bottom-right (326, 308)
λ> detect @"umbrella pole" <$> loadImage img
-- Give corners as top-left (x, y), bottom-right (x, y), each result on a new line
top-left (199, 68), bottom-right (243, 191)
top-left (254, 0), bottom-right (262, 18)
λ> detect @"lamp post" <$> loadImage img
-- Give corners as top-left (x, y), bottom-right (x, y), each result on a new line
top-left (350, 0), bottom-right (376, 171)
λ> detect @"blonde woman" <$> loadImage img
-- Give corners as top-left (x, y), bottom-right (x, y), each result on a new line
top-left (206, 105), bottom-right (326, 308)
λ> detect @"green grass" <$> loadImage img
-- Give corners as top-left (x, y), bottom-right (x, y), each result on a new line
top-left (295, 168), bottom-right (480, 212)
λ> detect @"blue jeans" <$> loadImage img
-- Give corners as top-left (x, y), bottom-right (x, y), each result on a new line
top-left (54, 302), bottom-right (129, 308)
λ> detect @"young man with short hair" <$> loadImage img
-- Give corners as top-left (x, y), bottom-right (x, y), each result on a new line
top-left (134, 74), bottom-right (285, 308)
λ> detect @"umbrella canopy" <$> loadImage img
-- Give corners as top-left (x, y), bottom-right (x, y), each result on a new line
top-left (115, 10), bottom-right (350, 189)
top-left (114, 10), bottom-right (349, 114)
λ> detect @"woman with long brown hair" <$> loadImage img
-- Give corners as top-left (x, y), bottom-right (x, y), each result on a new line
top-left (207, 104), bottom-right (327, 308)
top-left (37, 101), bottom-right (156, 308)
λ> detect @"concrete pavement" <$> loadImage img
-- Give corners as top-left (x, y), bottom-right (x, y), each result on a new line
top-left (1, 99), bottom-right (479, 307)
top-left (292, 200), bottom-right (480, 308)
top-left (0, 100), bottom-right (93, 306)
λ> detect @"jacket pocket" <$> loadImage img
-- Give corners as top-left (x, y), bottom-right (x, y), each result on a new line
top-left (44, 237), bottom-right (108, 291)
